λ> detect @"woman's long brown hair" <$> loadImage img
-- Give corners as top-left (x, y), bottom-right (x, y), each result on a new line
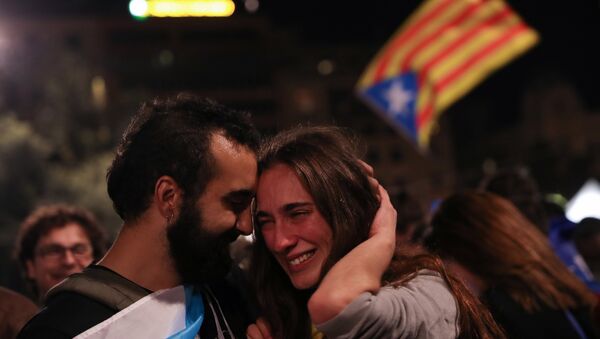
top-left (249, 126), bottom-right (506, 338)
top-left (427, 191), bottom-right (596, 312)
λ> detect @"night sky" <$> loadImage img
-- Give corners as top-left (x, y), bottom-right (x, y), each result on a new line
top-left (4, 0), bottom-right (597, 107)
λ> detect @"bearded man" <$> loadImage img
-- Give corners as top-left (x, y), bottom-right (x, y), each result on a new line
top-left (19, 94), bottom-right (260, 339)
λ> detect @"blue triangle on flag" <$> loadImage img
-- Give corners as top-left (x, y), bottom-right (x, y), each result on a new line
top-left (361, 72), bottom-right (418, 142)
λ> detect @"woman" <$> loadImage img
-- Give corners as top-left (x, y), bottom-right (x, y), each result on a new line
top-left (426, 191), bottom-right (598, 338)
top-left (248, 126), bottom-right (504, 339)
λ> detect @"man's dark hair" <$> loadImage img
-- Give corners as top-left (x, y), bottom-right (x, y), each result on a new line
top-left (15, 204), bottom-right (109, 275)
top-left (106, 94), bottom-right (260, 221)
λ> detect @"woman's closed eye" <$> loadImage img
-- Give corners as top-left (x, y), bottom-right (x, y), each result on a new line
top-left (256, 216), bottom-right (273, 228)
top-left (289, 209), bottom-right (311, 219)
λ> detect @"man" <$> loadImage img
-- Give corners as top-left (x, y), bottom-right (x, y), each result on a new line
top-left (18, 94), bottom-right (260, 338)
top-left (15, 204), bottom-right (109, 303)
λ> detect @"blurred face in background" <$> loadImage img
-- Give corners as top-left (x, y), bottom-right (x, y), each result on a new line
top-left (26, 223), bottom-right (93, 297)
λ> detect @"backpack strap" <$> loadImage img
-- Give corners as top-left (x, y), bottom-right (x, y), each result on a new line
top-left (45, 267), bottom-right (149, 311)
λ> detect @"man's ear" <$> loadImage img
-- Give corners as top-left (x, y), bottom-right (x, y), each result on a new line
top-left (155, 176), bottom-right (182, 220)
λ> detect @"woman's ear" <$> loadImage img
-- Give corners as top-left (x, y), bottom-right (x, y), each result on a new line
top-left (154, 176), bottom-right (182, 220)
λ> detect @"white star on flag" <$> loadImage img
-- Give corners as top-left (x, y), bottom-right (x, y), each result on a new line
top-left (383, 81), bottom-right (413, 116)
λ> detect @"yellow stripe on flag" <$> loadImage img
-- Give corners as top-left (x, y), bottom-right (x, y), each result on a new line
top-left (409, 1), bottom-right (506, 73)
top-left (416, 85), bottom-right (435, 147)
top-left (428, 16), bottom-right (520, 88)
top-left (436, 28), bottom-right (538, 112)
top-left (357, 0), bottom-right (458, 89)
top-left (432, 22), bottom-right (524, 112)
top-left (381, 1), bottom-right (470, 80)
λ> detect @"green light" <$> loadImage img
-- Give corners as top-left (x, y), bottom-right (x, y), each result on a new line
top-left (545, 193), bottom-right (568, 208)
top-left (129, 0), bottom-right (149, 18)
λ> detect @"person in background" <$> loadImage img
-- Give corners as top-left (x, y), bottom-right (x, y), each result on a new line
top-left (426, 191), bottom-right (598, 339)
top-left (480, 166), bottom-right (548, 232)
top-left (14, 204), bottom-right (109, 303)
top-left (0, 286), bottom-right (38, 339)
top-left (481, 167), bottom-right (599, 293)
top-left (390, 190), bottom-right (430, 246)
top-left (543, 200), bottom-right (600, 293)
top-left (247, 126), bottom-right (505, 339)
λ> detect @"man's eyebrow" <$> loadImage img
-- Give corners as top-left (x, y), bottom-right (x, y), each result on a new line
top-left (225, 189), bottom-right (254, 200)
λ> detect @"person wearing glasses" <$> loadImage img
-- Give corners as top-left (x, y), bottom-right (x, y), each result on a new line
top-left (14, 204), bottom-right (109, 303)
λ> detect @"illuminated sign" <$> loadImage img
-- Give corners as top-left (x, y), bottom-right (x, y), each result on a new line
top-left (129, 0), bottom-right (235, 18)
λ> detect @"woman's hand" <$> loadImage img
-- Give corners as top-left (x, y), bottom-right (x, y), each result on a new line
top-left (369, 185), bottom-right (397, 240)
top-left (357, 158), bottom-right (396, 248)
top-left (247, 318), bottom-right (273, 339)
top-left (357, 160), bottom-right (381, 202)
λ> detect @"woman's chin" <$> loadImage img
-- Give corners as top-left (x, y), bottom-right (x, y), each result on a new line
top-left (288, 273), bottom-right (319, 290)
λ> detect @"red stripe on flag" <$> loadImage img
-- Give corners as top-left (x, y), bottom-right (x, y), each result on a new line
top-left (400, 2), bottom-right (480, 72)
top-left (435, 23), bottom-right (529, 92)
top-left (373, 0), bottom-right (454, 82)
top-left (417, 102), bottom-right (434, 129)
top-left (417, 6), bottom-right (512, 85)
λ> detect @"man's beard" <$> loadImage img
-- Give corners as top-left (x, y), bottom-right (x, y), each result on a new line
top-left (166, 199), bottom-right (240, 284)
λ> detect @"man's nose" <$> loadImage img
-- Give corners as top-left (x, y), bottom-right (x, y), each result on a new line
top-left (236, 207), bottom-right (253, 236)
top-left (61, 250), bottom-right (78, 266)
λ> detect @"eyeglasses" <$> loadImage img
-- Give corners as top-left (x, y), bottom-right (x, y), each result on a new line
top-left (35, 244), bottom-right (93, 261)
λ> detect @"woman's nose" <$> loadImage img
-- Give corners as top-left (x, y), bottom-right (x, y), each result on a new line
top-left (271, 223), bottom-right (298, 253)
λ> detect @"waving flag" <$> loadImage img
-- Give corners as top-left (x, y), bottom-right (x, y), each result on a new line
top-left (356, 0), bottom-right (538, 150)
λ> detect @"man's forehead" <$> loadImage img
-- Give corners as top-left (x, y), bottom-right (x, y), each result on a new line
top-left (208, 132), bottom-right (255, 157)
top-left (37, 223), bottom-right (91, 245)
top-left (206, 133), bottom-right (257, 188)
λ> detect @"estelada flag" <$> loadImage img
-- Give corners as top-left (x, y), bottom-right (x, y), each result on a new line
top-left (356, 0), bottom-right (539, 150)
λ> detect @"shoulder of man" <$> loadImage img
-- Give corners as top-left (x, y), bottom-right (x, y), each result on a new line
top-left (17, 290), bottom-right (114, 339)
top-left (46, 265), bottom-right (149, 311)
top-left (17, 266), bottom-right (149, 339)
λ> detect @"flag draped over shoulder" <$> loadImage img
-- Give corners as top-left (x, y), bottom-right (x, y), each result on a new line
top-left (356, 0), bottom-right (538, 150)
top-left (74, 285), bottom-right (204, 339)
